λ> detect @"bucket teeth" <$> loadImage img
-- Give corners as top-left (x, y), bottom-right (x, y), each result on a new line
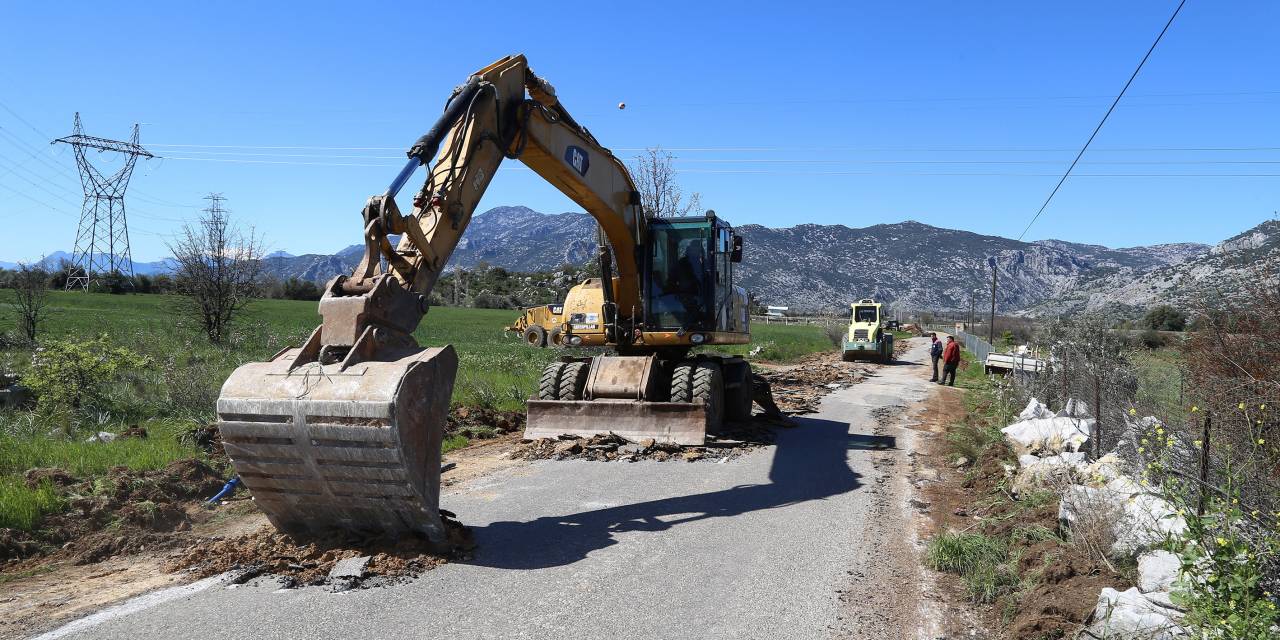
top-left (217, 345), bottom-right (457, 544)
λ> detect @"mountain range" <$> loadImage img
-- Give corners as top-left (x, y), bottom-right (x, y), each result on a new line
top-left (14, 205), bottom-right (1274, 316)
top-left (0, 251), bottom-right (172, 276)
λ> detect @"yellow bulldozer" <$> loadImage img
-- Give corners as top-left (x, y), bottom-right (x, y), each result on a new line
top-left (217, 55), bottom-right (759, 546)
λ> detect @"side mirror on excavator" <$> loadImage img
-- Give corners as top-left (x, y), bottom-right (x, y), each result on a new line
top-left (730, 235), bottom-right (743, 263)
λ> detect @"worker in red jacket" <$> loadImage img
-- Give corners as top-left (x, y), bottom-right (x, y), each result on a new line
top-left (940, 335), bottom-right (961, 386)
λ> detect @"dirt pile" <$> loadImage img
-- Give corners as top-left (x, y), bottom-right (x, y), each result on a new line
top-left (166, 515), bottom-right (473, 590)
top-left (509, 427), bottom-right (770, 463)
top-left (448, 406), bottom-right (524, 438)
top-left (755, 353), bottom-right (869, 414)
top-left (1, 459), bottom-right (227, 564)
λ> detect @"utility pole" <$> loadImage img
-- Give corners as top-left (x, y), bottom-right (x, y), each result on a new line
top-left (968, 292), bottom-right (976, 330)
top-left (988, 257), bottom-right (998, 345)
top-left (53, 113), bottom-right (155, 290)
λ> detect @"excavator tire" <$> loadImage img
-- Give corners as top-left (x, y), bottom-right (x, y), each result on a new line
top-left (548, 327), bottom-right (564, 348)
top-left (556, 362), bottom-right (589, 401)
top-left (671, 361), bottom-right (724, 432)
top-left (524, 325), bottom-right (548, 348)
top-left (539, 362), bottom-right (568, 400)
top-left (723, 360), bottom-right (754, 422)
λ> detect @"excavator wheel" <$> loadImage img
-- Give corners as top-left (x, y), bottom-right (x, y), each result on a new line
top-left (556, 362), bottom-right (589, 401)
top-left (671, 361), bottom-right (724, 433)
top-left (548, 327), bottom-right (564, 348)
top-left (538, 362), bottom-right (568, 399)
top-left (723, 360), bottom-right (754, 422)
top-left (524, 325), bottom-right (548, 348)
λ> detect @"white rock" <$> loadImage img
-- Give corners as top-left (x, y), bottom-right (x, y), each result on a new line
top-left (1002, 416), bottom-right (1093, 455)
top-left (1082, 587), bottom-right (1184, 639)
top-left (1060, 477), bottom-right (1187, 558)
top-left (1138, 551), bottom-right (1181, 594)
top-left (1058, 397), bottom-right (1092, 419)
top-left (1082, 453), bottom-right (1126, 486)
top-left (1018, 451), bottom-right (1088, 469)
top-left (85, 431), bottom-right (116, 443)
top-left (1018, 397), bottom-right (1055, 421)
top-left (1013, 452), bottom-right (1088, 495)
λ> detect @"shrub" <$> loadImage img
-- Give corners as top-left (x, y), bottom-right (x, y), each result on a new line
top-left (1139, 328), bottom-right (1168, 349)
top-left (1143, 304), bottom-right (1188, 332)
top-left (24, 336), bottom-right (151, 421)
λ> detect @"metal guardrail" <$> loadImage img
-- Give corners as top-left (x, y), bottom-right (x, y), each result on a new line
top-left (921, 324), bottom-right (993, 365)
top-left (956, 330), bottom-right (992, 366)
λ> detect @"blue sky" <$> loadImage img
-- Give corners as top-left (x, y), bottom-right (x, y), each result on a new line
top-left (0, 1), bottom-right (1276, 261)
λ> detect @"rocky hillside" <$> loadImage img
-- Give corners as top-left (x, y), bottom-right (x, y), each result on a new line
top-left (256, 206), bottom-right (1229, 314)
top-left (260, 206), bottom-right (598, 286)
top-left (733, 221), bottom-right (1205, 313)
top-left (1022, 220), bottom-right (1279, 318)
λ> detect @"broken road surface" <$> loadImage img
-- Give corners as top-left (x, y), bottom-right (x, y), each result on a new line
top-left (41, 340), bottom-right (943, 640)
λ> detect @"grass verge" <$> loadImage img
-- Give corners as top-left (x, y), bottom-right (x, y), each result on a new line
top-left (0, 478), bottom-right (64, 531)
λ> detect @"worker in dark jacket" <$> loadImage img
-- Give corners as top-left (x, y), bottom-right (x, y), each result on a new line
top-left (928, 333), bottom-right (942, 381)
top-left (940, 335), bottom-right (961, 386)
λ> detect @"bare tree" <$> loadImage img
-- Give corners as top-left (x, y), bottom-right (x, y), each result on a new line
top-left (12, 260), bottom-right (49, 342)
top-left (168, 194), bottom-right (263, 344)
top-left (632, 147), bottom-right (702, 218)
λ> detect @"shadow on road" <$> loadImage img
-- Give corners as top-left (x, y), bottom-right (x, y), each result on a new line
top-left (465, 415), bottom-right (891, 570)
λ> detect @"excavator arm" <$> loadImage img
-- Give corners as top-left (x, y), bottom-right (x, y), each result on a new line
top-left (308, 54), bottom-right (644, 371)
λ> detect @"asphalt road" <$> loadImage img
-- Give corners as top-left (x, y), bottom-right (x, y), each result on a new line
top-left (42, 340), bottom-right (937, 640)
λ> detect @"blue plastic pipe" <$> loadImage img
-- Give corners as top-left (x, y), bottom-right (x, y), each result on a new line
top-left (206, 476), bottom-right (241, 504)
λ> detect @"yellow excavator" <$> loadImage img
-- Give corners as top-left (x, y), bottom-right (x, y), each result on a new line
top-left (217, 55), bottom-right (756, 546)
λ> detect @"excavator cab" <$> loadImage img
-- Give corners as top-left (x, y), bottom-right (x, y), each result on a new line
top-left (644, 213), bottom-right (745, 334)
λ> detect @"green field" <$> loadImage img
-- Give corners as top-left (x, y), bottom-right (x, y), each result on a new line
top-left (0, 291), bottom-right (830, 531)
top-left (0, 291), bottom-right (830, 412)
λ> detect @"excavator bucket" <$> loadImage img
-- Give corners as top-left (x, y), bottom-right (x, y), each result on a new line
top-left (217, 345), bottom-right (457, 546)
top-left (524, 400), bottom-right (708, 446)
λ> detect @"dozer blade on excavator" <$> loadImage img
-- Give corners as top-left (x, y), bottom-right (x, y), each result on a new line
top-left (217, 344), bottom-right (457, 547)
top-left (525, 400), bottom-right (708, 446)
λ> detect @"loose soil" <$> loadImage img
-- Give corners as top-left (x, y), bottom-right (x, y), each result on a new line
top-left (2, 459), bottom-right (227, 565)
top-left (165, 514), bottom-right (474, 590)
top-left (755, 351), bottom-right (874, 414)
top-left (508, 420), bottom-right (779, 463)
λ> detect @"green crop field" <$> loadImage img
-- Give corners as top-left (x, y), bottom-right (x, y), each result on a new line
top-left (0, 291), bottom-right (831, 530)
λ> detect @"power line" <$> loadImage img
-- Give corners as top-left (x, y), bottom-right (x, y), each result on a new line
top-left (1017, 0), bottom-right (1188, 241)
top-left (144, 149), bottom-right (1280, 165)
top-left (146, 142), bottom-right (1280, 154)
top-left (0, 181), bottom-right (75, 217)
